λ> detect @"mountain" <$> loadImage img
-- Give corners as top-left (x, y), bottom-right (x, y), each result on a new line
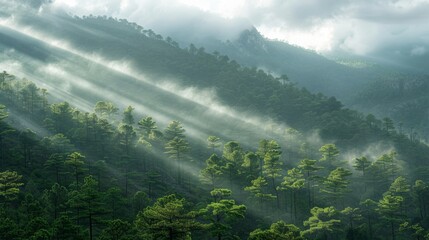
top-left (174, 26), bottom-right (429, 141)
top-left (1, 4), bottom-right (428, 161)
top-left (189, 27), bottom-right (366, 100)
top-left (1, 4), bottom-right (429, 239)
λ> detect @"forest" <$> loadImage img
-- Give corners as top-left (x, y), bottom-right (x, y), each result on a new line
top-left (1, 4), bottom-right (429, 240)
top-left (1, 61), bottom-right (429, 240)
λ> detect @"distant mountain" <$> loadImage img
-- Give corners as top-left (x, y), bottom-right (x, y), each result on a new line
top-left (191, 28), bottom-right (366, 100)
top-left (176, 27), bottom-right (429, 141)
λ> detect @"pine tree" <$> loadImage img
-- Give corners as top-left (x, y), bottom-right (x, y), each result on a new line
top-left (165, 137), bottom-right (189, 185)
top-left (249, 220), bottom-right (303, 240)
top-left (302, 206), bottom-right (341, 240)
top-left (376, 193), bottom-right (405, 240)
top-left (319, 144), bottom-right (341, 170)
top-left (67, 176), bottom-right (106, 240)
top-left (207, 136), bottom-right (222, 154)
top-left (135, 194), bottom-right (202, 240)
top-left (201, 188), bottom-right (246, 240)
top-left (200, 154), bottom-right (223, 189)
top-left (244, 177), bottom-right (275, 209)
top-left (298, 158), bottom-right (323, 209)
top-left (278, 168), bottom-right (305, 222)
top-left (65, 152), bottom-right (86, 188)
top-left (0, 170), bottom-right (24, 203)
top-left (321, 167), bottom-right (352, 207)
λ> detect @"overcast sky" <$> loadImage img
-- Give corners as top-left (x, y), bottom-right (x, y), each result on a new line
top-left (37, 0), bottom-right (429, 56)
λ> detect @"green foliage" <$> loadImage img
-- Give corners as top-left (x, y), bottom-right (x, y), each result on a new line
top-left (242, 152), bottom-right (260, 181)
top-left (377, 194), bottom-right (404, 222)
top-left (280, 168), bottom-right (305, 191)
top-left (353, 156), bottom-right (371, 176)
top-left (135, 194), bottom-right (202, 239)
top-left (164, 120), bottom-right (186, 141)
top-left (321, 167), bottom-right (352, 204)
top-left (200, 154), bottom-right (223, 188)
top-left (0, 216), bottom-right (23, 239)
top-left (0, 170), bottom-right (24, 202)
top-left (207, 136), bottom-right (222, 153)
top-left (0, 104), bottom-right (8, 121)
top-left (202, 188), bottom-right (246, 240)
top-left (399, 222), bottom-right (427, 240)
top-left (388, 176), bottom-right (410, 196)
top-left (138, 116), bottom-right (163, 144)
top-left (99, 219), bottom-right (135, 240)
top-left (279, 168), bottom-right (305, 222)
top-left (262, 140), bottom-right (282, 180)
top-left (118, 123), bottom-right (136, 155)
top-left (165, 136), bottom-right (190, 185)
top-left (1, 24), bottom-right (429, 239)
top-left (94, 101), bottom-right (118, 119)
top-left (65, 152), bottom-right (86, 187)
top-left (248, 221), bottom-right (303, 240)
top-left (165, 137), bottom-right (190, 158)
top-left (122, 105), bottom-right (135, 125)
top-left (68, 175), bottom-right (106, 240)
top-left (319, 144), bottom-right (342, 170)
top-left (42, 183), bottom-right (68, 220)
top-left (48, 102), bottom-right (74, 133)
top-left (244, 177), bottom-right (276, 205)
top-left (303, 206), bottom-right (342, 239)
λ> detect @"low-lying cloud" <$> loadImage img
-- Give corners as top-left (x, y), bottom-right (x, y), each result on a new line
top-left (16, 0), bottom-right (425, 57)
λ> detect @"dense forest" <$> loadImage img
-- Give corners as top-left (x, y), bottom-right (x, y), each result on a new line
top-left (1, 63), bottom-right (429, 239)
top-left (1, 4), bottom-right (429, 240)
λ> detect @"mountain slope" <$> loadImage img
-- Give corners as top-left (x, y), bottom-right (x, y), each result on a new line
top-left (0, 7), bottom-right (428, 165)
top-left (1, 4), bottom-right (429, 240)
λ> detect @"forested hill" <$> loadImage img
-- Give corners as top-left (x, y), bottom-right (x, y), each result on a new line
top-left (189, 27), bottom-right (366, 100)
top-left (178, 27), bottom-right (429, 142)
top-left (1, 8), bottom-right (429, 164)
top-left (1, 5), bottom-right (429, 239)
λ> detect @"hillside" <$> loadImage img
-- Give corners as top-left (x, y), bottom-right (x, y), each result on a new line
top-left (180, 27), bottom-right (429, 142)
top-left (1, 5), bottom-right (429, 240)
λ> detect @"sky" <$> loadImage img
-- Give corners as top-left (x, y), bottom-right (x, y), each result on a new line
top-left (17, 0), bottom-right (429, 55)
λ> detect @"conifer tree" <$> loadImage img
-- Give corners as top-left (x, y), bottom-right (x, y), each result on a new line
top-left (249, 220), bottom-right (303, 240)
top-left (279, 168), bottom-right (305, 222)
top-left (298, 158), bottom-right (323, 208)
top-left (165, 137), bottom-right (189, 185)
top-left (200, 154), bottom-right (223, 189)
top-left (65, 152), bottom-right (86, 188)
top-left (202, 188), bottom-right (246, 240)
top-left (302, 206), bottom-right (341, 240)
top-left (321, 167), bottom-right (352, 207)
top-left (135, 194), bottom-right (202, 240)
top-left (0, 170), bottom-right (24, 203)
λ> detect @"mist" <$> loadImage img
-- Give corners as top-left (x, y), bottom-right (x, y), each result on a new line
top-left (0, 14), bottom-right (294, 150)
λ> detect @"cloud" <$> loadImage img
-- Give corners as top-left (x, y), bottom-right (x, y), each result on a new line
top-left (411, 46), bottom-right (426, 56)
top-left (46, 0), bottom-right (251, 44)
top-left (3, 0), bottom-right (429, 57)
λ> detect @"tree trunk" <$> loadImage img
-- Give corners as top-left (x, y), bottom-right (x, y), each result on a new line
top-left (391, 221), bottom-right (395, 240)
top-left (169, 227), bottom-right (173, 240)
top-left (290, 191), bottom-right (293, 218)
top-left (350, 216), bottom-right (354, 240)
top-left (368, 216), bottom-right (372, 240)
top-left (125, 166), bottom-right (128, 197)
top-left (177, 151), bottom-right (182, 185)
top-left (293, 190), bottom-right (297, 224)
top-left (89, 212), bottom-right (93, 240)
top-left (75, 167), bottom-right (79, 188)
top-left (56, 166), bottom-right (60, 184)
top-left (272, 177), bottom-right (280, 209)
